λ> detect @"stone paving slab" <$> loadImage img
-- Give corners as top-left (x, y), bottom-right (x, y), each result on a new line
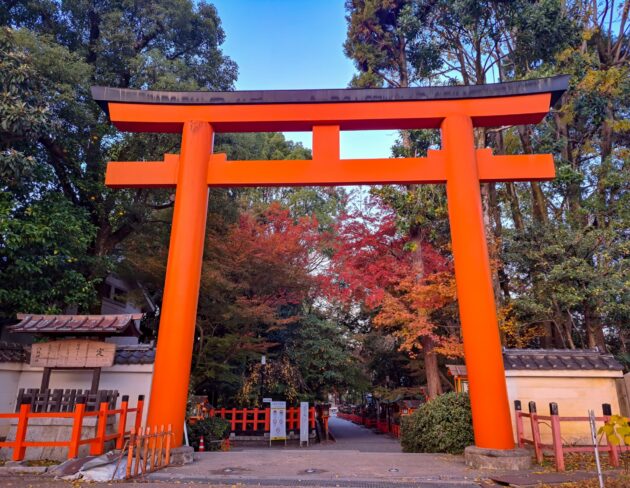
top-left (146, 450), bottom-right (487, 485)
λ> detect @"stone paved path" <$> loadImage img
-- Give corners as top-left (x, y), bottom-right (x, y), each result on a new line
top-left (322, 415), bottom-right (402, 452)
top-left (145, 449), bottom-right (484, 486)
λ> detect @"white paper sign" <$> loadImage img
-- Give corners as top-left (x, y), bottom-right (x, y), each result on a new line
top-left (300, 402), bottom-right (309, 446)
top-left (270, 401), bottom-right (286, 441)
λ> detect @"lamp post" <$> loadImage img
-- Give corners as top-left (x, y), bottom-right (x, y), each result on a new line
top-left (260, 355), bottom-right (266, 406)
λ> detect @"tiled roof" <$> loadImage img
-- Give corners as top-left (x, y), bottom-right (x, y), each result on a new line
top-left (8, 314), bottom-right (143, 335)
top-left (503, 348), bottom-right (622, 371)
top-left (446, 364), bottom-right (467, 377)
top-left (448, 349), bottom-right (623, 376)
top-left (114, 344), bottom-right (155, 365)
top-left (0, 342), bottom-right (155, 365)
top-left (0, 342), bottom-right (27, 363)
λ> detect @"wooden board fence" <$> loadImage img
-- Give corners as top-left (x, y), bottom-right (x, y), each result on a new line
top-left (125, 425), bottom-right (172, 479)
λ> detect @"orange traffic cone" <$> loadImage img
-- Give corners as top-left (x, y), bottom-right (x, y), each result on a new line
top-left (198, 435), bottom-right (206, 452)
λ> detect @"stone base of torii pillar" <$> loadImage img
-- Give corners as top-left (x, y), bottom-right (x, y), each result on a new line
top-left (464, 446), bottom-right (532, 470)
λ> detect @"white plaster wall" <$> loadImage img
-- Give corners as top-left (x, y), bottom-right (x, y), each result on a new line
top-left (0, 362), bottom-right (154, 438)
top-left (0, 363), bottom-right (23, 437)
top-left (506, 371), bottom-right (622, 445)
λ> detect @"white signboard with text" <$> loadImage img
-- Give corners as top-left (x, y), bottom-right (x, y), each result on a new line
top-left (269, 401), bottom-right (287, 442)
top-left (300, 402), bottom-right (309, 446)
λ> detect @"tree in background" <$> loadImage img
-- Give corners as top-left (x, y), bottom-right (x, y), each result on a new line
top-left (0, 0), bottom-right (236, 318)
top-left (324, 196), bottom-right (461, 398)
top-left (344, 1), bottom-right (629, 365)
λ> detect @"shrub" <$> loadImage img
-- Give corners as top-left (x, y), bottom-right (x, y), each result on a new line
top-left (401, 392), bottom-right (474, 454)
top-left (188, 416), bottom-right (231, 451)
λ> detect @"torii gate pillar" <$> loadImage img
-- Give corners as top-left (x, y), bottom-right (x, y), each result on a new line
top-left (145, 121), bottom-right (213, 441)
top-left (443, 115), bottom-right (513, 448)
top-left (93, 75), bottom-right (568, 455)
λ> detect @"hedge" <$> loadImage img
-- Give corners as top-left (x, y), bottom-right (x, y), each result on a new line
top-left (401, 392), bottom-right (474, 454)
top-left (188, 416), bottom-right (231, 451)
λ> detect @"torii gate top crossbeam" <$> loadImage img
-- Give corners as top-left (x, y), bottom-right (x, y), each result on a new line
top-left (92, 76), bottom-right (568, 133)
top-left (93, 76), bottom-right (569, 451)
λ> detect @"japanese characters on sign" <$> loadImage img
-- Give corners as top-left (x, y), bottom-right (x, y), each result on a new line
top-left (300, 402), bottom-right (309, 446)
top-left (30, 340), bottom-right (116, 368)
top-left (269, 401), bottom-right (287, 441)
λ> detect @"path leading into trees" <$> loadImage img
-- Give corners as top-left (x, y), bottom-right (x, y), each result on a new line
top-left (323, 415), bottom-right (402, 452)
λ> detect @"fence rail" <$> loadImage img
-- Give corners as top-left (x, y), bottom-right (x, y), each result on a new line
top-left (515, 400), bottom-right (629, 472)
top-left (191, 406), bottom-right (316, 433)
top-left (0, 394), bottom-right (144, 461)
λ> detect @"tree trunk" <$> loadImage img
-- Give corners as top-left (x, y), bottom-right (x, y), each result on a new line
top-left (422, 336), bottom-right (443, 399)
top-left (518, 126), bottom-right (549, 225)
top-left (584, 301), bottom-right (608, 352)
top-left (504, 183), bottom-right (525, 232)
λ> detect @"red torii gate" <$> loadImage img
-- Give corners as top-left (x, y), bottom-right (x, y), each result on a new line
top-left (93, 76), bottom-right (568, 451)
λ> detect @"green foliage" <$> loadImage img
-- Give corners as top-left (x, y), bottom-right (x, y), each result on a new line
top-left (0, 191), bottom-right (104, 317)
top-left (344, 0), bottom-right (443, 88)
top-left (345, 1), bottom-right (630, 361)
top-left (401, 392), bottom-right (474, 454)
top-left (187, 417), bottom-right (230, 452)
top-left (286, 315), bottom-right (369, 402)
top-left (0, 0), bottom-right (237, 317)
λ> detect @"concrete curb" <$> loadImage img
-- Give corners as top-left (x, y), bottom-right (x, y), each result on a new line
top-left (0, 465), bottom-right (49, 474)
top-left (146, 473), bottom-right (479, 487)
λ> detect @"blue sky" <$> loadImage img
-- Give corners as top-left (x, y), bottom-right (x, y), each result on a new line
top-left (211, 0), bottom-right (397, 158)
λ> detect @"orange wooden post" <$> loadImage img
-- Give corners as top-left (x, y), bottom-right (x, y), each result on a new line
top-left (69, 396), bottom-right (87, 458)
top-left (253, 407), bottom-right (259, 431)
top-left (265, 408), bottom-right (270, 432)
top-left (116, 395), bottom-right (129, 450)
top-left (603, 403), bottom-right (620, 467)
top-left (231, 408), bottom-right (237, 432)
top-left (146, 121), bottom-right (213, 446)
top-left (528, 401), bottom-right (544, 464)
top-left (442, 114), bottom-right (514, 450)
top-left (514, 401), bottom-right (524, 448)
top-left (134, 395), bottom-right (145, 435)
top-left (549, 403), bottom-right (565, 471)
top-left (164, 424), bottom-right (172, 466)
top-left (242, 408), bottom-right (248, 431)
top-left (12, 400), bottom-right (31, 461)
top-left (126, 428), bottom-right (135, 479)
top-left (91, 401), bottom-right (109, 455)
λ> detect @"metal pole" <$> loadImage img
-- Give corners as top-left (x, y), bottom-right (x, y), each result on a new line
top-left (588, 409), bottom-right (604, 488)
top-left (260, 355), bottom-right (266, 406)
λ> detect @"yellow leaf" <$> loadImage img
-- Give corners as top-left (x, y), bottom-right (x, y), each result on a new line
top-left (601, 424), bottom-right (614, 435)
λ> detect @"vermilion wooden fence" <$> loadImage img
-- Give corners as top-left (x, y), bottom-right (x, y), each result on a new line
top-left (337, 412), bottom-right (401, 438)
top-left (0, 394), bottom-right (144, 461)
top-left (515, 400), bottom-right (629, 471)
top-left (191, 406), bottom-right (316, 433)
top-left (124, 425), bottom-right (172, 479)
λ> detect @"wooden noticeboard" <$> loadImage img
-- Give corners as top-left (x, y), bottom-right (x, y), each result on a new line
top-left (30, 340), bottom-right (116, 368)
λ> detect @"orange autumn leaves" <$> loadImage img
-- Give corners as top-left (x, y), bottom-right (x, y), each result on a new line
top-left (196, 199), bottom-right (462, 363)
top-left (323, 198), bottom-right (463, 360)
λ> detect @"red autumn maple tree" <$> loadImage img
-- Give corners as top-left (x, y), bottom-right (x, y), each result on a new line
top-left (202, 202), bottom-right (323, 330)
top-left (323, 197), bottom-right (462, 398)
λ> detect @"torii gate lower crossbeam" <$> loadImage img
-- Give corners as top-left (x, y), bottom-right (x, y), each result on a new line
top-left (92, 76), bottom-right (569, 452)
